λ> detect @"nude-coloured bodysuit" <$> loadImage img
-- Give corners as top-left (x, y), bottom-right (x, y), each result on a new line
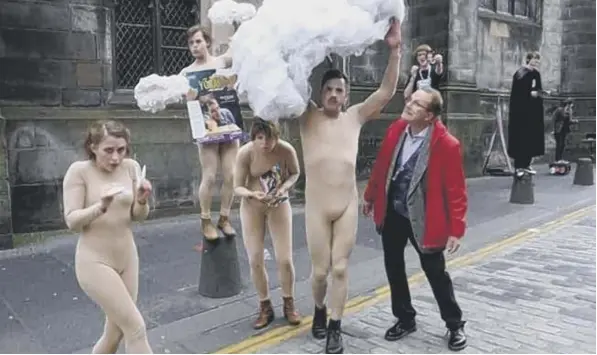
top-left (62, 158), bottom-right (152, 354)
top-left (181, 59), bottom-right (239, 219)
top-left (234, 140), bottom-right (300, 300)
top-left (300, 106), bottom-right (362, 320)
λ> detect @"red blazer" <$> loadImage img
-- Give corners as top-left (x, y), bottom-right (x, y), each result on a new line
top-left (364, 118), bottom-right (467, 247)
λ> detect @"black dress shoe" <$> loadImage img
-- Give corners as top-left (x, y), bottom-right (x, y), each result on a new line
top-left (447, 327), bottom-right (467, 351)
top-left (311, 306), bottom-right (327, 339)
top-left (384, 321), bottom-right (417, 341)
top-left (325, 328), bottom-right (343, 354)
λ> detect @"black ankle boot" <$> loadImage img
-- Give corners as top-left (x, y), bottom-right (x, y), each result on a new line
top-left (325, 319), bottom-right (343, 354)
top-left (447, 327), bottom-right (467, 351)
top-left (311, 306), bottom-right (327, 339)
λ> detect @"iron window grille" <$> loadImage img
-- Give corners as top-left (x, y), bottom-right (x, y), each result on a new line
top-left (479, 0), bottom-right (543, 23)
top-left (114, 0), bottom-right (199, 90)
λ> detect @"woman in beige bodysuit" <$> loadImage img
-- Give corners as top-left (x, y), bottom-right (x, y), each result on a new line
top-left (62, 120), bottom-right (153, 354)
top-left (180, 25), bottom-right (238, 241)
top-left (234, 119), bottom-right (302, 329)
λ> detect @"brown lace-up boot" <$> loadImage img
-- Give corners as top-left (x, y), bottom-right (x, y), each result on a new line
top-left (253, 299), bottom-right (275, 329)
top-left (283, 297), bottom-right (301, 326)
top-left (217, 215), bottom-right (237, 238)
top-left (201, 218), bottom-right (219, 241)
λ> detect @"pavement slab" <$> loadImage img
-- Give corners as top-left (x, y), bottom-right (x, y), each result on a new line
top-left (257, 207), bottom-right (596, 354)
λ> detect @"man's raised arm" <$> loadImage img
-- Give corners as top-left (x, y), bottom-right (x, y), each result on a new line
top-left (221, 22), bottom-right (242, 68)
top-left (351, 20), bottom-right (402, 123)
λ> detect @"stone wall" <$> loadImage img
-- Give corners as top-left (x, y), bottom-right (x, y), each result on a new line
top-left (560, 0), bottom-right (596, 95)
top-left (0, 111), bottom-right (13, 249)
top-left (408, 0), bottom-right (450, 59)
top-left (559, 0), bottom-right (596, 158)
top-left (0, 0), bottom-right (115, 237)
top-left (0, 0), bottom-right (112, 106)
top-left (1, 107), bottom-right (199, 233)
top-left (443, 0), bottom-right (485, 176)
top-left (444, 0), bottom-right (596, 176)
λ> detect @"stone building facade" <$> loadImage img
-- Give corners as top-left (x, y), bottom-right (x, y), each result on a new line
top-left (0, 0), bottom-right (594, 248)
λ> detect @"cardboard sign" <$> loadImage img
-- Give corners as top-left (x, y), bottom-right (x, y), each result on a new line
top-left (186, 101), bottom-right (207, 140)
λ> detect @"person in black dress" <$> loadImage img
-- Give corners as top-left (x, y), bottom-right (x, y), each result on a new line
top-left (507, 51), bottom-right (547, 175)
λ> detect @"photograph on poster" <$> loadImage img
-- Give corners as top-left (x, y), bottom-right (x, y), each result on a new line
top-left (185, 68), bottom-right (245, 144)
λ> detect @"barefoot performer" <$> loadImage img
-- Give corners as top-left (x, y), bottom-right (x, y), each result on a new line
top-left (63, 120), bottom-right (153, 353)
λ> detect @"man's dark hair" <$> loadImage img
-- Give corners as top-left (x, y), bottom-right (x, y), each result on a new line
top-left (187, 24), bottom-right (212, 48)
top-left (321, 69), bottom-right (349, 89)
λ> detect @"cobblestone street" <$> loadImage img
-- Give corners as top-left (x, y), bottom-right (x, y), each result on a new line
top-left (258, 207), bottom-right (596, 354)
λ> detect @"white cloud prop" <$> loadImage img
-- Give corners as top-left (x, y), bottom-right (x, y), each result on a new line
top-left (224, 0), bottom-right (406, 120)
top-left (132, 0), bottom-right (405, 117)
top-left (208, 0), bottom-right (257, 24)
top-left (133, 74), bottom-right (189, 114)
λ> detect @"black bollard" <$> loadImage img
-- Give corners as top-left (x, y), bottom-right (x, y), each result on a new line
top-left (198, 236), bottom-right (242, 298)
top-left (509, 172), bottom-right (535, 204)
top-left (573, 158), bottom-right (595, 186)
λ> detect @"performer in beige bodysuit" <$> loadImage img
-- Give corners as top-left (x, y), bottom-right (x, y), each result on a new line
top-left (299, 20), bottom-right (402, 354)
top-left (180, 25), bottom-right (238, 241)
top-left (62, 120), bottom-right (153, 354)
top-left (234, 119), bottom-right (302, 329)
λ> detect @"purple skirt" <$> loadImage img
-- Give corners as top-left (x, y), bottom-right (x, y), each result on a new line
top-left (195, 131), bottom-right (249, 145)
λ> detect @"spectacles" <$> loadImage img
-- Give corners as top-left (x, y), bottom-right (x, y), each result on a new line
top-left (405, 97), bottom-right (430, 111)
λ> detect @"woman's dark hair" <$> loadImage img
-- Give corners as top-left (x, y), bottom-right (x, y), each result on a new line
top-left (250, 118), bottom-right (280, 141)
top-left (84, 120), bottom-right (131, 160)
top-left (525, 51), bottom-right (540, 64)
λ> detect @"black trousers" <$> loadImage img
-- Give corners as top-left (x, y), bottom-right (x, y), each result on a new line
top-left (513, 156), bottom-right (533, 169)
top-left (554, 132), bottom-right (568, 161)
top-left (381, 207), bottom-right (464, 330)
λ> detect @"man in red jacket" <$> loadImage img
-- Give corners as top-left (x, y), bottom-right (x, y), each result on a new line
top-left (363, 87), bottom-right (468, 351)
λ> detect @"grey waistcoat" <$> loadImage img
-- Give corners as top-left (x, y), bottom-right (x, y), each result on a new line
top-left (389, 140), bottom-right (423, 218)
top-left (382, 124), bottom-right (443, 254)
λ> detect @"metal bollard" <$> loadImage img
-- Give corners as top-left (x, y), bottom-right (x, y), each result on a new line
top-left (573, 158), bottom-right (595, 186)
top-left (510, 172), bottom-right (535, 204)
top-left (198, 236), bottom-right (242, 298)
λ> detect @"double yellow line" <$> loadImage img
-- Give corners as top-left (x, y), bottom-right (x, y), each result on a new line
top-left (214, 205), bottom-right (595, 354)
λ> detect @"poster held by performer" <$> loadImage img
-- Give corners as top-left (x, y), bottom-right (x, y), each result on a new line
top-left (185, 69), bottom-right (243, 140)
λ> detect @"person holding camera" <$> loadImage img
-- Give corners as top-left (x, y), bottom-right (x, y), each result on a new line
top-left (404, 44), bottom-right (444, 100)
